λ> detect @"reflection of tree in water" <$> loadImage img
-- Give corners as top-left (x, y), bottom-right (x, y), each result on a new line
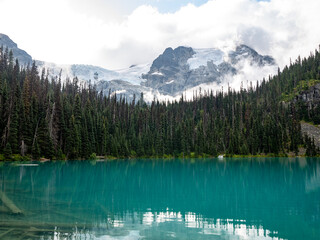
top-left (305, 162), bottom-right (320, 193)
top-left (0, 158), bottom-right (319, 239)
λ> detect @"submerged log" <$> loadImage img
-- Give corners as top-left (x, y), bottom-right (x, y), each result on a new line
top-left (0, 205), bottom-right (11, 214)
top-left (0, 228), bottom-right (15, 238)
top-left (0, 221), bottom-right (89, 230)
top-left (0, 222), bottom-right (97, 240)
top-left (0, 190), bottom-right (23, 215)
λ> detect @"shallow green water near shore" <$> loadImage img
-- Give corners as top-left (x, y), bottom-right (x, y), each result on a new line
top-left (0, 158), bottom-right (319, 239)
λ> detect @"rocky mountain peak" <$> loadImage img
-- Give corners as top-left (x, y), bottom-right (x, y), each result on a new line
top-left (150, 46), bottom-right (195, 72)
top-left (141, 44), bottom-right (277, 95)
top-left (229, 44), bottom-right (275, 66)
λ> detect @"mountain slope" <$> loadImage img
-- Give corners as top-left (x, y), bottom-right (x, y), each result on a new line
top-left (301, 122), bottom-right (320, 148)
top-left (0, 34), bottom-right (32, 65)
top-left (35, 61), bottom-right (150, 86)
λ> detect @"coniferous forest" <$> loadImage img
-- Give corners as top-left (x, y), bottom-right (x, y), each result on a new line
top-left (0, 46), bottom-right (319, 160)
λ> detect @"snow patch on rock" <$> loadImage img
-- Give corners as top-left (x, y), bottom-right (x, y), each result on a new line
top-left (151, 71), bottom-right (164, 76)
top-left (165, 80), bottom-right (174, 84)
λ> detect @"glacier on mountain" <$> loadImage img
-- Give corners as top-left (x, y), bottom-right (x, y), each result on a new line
top-left (187, 48), bottom-right (224, 70)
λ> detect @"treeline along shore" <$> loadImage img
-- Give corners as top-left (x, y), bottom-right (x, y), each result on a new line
top-left (0, 46), bottom-right (319, 160)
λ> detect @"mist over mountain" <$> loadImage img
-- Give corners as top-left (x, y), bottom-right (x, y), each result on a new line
top-left (142, 45), bottom-right (276, 96)
top-left (0, 33), bottom-right (277, 102)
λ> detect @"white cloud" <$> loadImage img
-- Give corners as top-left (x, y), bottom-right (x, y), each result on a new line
top-left (0, 0), bottom-right (113, 66)
top-left (0, 0), bottom-right (319, 70)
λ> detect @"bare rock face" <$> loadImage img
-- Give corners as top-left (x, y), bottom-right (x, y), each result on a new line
top-left (0, 33), bottom-right (32, 66)
top-left (300, 84), bottom-right (320, 102)
top-left (301, 122), bottom-right (320, 148)
top-left (294, 83), bottom-right (320, 111)
top-left (141, 47), bottom-right (195, 93)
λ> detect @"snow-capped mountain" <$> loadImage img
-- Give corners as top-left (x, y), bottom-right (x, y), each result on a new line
top-left (35, 61), bottom-right (150, 86)
top-left (34, 61), bottom-right (152, 101)
top-left (142, 45), bottom-right (276, 96)
top-left (0, 33), bottom-right (278, 102)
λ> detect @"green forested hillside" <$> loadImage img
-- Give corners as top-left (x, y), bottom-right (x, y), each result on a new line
top-left (0, 46), bottom-right (319, 160)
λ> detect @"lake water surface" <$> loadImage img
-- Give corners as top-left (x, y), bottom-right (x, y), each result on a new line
top-left (0, 158), bottom-right (319, 239)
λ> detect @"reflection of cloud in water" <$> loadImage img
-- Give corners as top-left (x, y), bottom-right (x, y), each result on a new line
top-left (95, 230), bottom-right (141, 240)
top-left (80, 211), bottom-right (283, 240)
top-left (305, 164), bottom-right (320, 193)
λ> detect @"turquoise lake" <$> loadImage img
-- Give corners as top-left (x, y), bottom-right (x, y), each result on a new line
top-left (0, 158), bottom-right (319, 239)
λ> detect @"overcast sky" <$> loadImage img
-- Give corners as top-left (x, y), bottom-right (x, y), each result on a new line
top-left (0, 0), bottom-right (319, 70)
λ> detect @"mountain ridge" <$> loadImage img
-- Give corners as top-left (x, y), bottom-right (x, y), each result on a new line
top-left (0, 33), bottom-right (32, 65)
top-left (0, 33), bottom-right (277, 102)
